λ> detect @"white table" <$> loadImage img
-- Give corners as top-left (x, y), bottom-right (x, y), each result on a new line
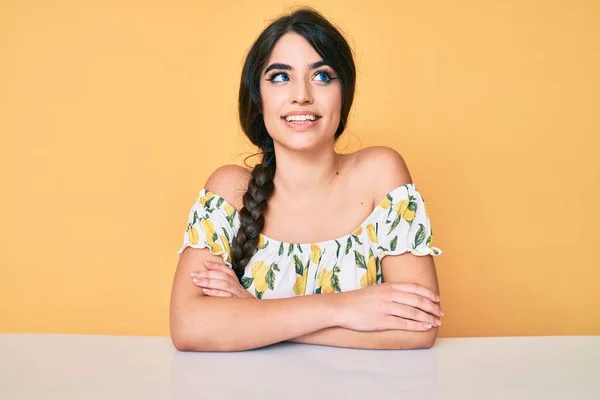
top-left (0, 334), bottom-right (598, 399)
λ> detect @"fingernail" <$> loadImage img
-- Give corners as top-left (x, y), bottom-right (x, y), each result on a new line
top-left (440, 310), bottom-right (445, 316)
top-left (190, 272), bottom-right (199, 277)
top-left (425, 323), bottom-right (432, 329)
top-left (434, 319), bottom-right (441, 326)
top-left (436, 295), bottom-right (441, 301)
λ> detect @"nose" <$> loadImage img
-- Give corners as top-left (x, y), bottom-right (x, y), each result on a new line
top-left (290, 79), bottom-right (313, 104)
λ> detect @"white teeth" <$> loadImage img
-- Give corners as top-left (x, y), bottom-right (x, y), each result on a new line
top-left (285, 115), bottom-right (317, 122)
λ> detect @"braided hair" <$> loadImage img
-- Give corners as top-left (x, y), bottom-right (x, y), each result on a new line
top-left (231, 7), bottom-right (357, 278)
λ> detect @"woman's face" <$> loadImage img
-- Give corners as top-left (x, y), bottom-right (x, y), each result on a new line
top-left (259, 33), bottom-right (342, 152)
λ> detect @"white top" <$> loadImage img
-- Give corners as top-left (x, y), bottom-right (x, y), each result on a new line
top-left (177, 183), bottom-right (442, 299)
top-left (1, 334), bottom-right (598, 399)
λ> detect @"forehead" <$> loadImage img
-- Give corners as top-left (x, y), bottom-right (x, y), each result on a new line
top-left (265, 33), bottom-right (322, 67)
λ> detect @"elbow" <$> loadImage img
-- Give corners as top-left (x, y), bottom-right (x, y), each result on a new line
top-left (170, 328), bottom-right (199, 352)
top-left (414, 327), bottom-right (438, 349)
top-left (170, 324), bottom-right (246, 352)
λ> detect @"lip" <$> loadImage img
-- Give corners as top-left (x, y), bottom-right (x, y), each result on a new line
top-left (282, 111), bottom-right (321, 118)
top-left (281, 116), bottom-right (321, 130)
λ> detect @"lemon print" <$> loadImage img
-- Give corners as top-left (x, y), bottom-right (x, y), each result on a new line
top-left (250, 261), bottom-right (270, 293)
top-left (318, 269), bottom-right (335, 294)
top-left (379, 197), bottom-right (391, 209)
top-left (367, 224), bottom-right (377, 243)
top-left (219, 235), bottom-right (230, 261)
top-left (360, 255), bottom-right (377, 288)
top-left (224, 203), bottom-right (235, 217)
top-left (257, 234), bottom-right (267, 249)
top-left (210, 242), bottom-right (222, 254)
top-left (403, 207), bottom-right (416, 222)
top-left (311, 244), bottom-right (322, 264)
top-left (188, 226), bottom-right (199, 245)
top-left (293, 270), bottom-right (308, 295)
top-left (200, 219), bottom-right (218, 244)
top-left (395, 199), bottom-right (409, 216)
top-left (198, 192), bottom-right (214, 207)
top-left (394, 199), bottom-right (416, 222)
top-left (352, 226), bottom-right (362, 236)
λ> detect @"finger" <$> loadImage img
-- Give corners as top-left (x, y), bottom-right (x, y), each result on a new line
top-left (390, 282), bottom-right (440, 303)
top-left (204, 262), bottom-right (238, 279)
top-left (191, 270), bottom-right (232, 281)
top-left (387, 303), bottom-right (441, 327)
top-left (202, 288), bottom-right (232, 297)
top-left (193, 277), bottom-right (245, 297)
top-left (392, 291), bottom-right (443, 317)
top-left (383, 316), bottom-right (434, 331)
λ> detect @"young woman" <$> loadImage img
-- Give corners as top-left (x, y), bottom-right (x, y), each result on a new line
top-left (170, 7), bottom-right (443, 351)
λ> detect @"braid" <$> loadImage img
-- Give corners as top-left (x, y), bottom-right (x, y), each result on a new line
top-left (231, 141), bottom-right (276, 278)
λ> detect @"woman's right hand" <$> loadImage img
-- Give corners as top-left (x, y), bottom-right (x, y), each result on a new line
top-left (335, 282), bottom-right (444, 332)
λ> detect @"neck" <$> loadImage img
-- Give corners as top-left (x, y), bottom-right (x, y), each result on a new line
top-left (271, 142), bottom-right (341, 198)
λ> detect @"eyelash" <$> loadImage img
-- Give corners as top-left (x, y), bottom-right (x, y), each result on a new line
top-left (267, 70), bottom-right (336, 83)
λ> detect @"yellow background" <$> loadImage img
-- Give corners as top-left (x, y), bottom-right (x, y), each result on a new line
top-left (1, 0), bottom-right (598, 337)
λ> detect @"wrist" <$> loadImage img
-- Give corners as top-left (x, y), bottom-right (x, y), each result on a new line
top-left (322, 291), bottom-right (345, 328)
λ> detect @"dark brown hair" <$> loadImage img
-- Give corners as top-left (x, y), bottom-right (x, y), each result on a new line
top-left (231, 7), bottom-right (357, 278)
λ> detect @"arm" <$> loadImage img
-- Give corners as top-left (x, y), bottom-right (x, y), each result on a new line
top-left (288, 147), bottom-right (442, 349)
top-left (170, 246), bottom-right (341, 352)
top-left (288, 252), bottom-right (440, 349)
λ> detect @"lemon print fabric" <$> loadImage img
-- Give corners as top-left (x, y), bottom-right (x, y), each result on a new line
top-left (178, 189), bottom-right (239, 267)
top-left (178, 184), bottom-right (442, 299)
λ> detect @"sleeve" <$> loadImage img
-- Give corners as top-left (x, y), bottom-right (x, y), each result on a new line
top-left (177, 190), bottom-right (238, 267)
top-left (376, 184), bottom-right (442, 258)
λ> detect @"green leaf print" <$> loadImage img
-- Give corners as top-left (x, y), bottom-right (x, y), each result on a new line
top-left (192, 210), bottom-right (198, 225)
top-left (387, 215), bottom-right (402, 236)
top-left (298, 245), bottom-right (304, 253)
top-left (332, 274), bottom-right (341, 292)
top-left (335, 240), bottom-right (341, 259)
top-left (278, 242), bottom-right (284, 256)
top-left (377, 246), bottom-right (388, 252)
top-left (315, 287), bottom-right (322, 294)
top-left (288, 243), bottom-right (294, 256)
top-left (212, 232), bottom-right (218, 243)
top-left (216, 197), bottom-right (224, 208)
top-left (354, 250), bottom-right (367, 269)
top-left (345, 236), bottom-right (352, 255)
top-left (352, 235), bottom-right (363, 245)
top-left (256, 290), bottom-right (264, 299)
top-left (266, 268), bottom-right (275, 290)
top-left (222, 227), bottom-right (230, 242)
top-left (272, 263), bottom-right (280, 272)
top-left (204, 197), bottom-right (214, 211)
top-left (426, 234), bottom-right (432, 246)
top-left (408, 200), bottom-right (417, 212)
top-left (293, 255), bottom-right (304, 275)
top-left (390, 236), bottom-right (398, 251)
top-left (414, 224), bottom-right (426, 248)
top-left (241, 277), bottom-right (254, 289)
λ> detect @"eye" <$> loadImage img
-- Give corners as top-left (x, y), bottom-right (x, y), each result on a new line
top-left (314, 71), bottom-right (333, 82)
top-left (267, 72), bottom-right (289, 83)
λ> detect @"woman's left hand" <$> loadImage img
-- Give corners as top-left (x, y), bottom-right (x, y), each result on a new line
top-left (191, 261), bottom-right (255, 299)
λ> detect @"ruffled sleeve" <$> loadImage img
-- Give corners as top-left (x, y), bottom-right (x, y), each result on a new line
top-left (177, 189), bottom-right (239, 267)
top-left (376, 183), bottom-right (442, 257)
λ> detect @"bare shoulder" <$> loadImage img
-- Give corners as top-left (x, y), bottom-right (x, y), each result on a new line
top-left (353, 146), bottom-right (413, 201)
top-left (204, 164), bottom-right (252, 211)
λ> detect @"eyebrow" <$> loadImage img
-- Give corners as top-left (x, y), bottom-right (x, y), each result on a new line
top-left (264, 60), bottom-right (330, 75)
